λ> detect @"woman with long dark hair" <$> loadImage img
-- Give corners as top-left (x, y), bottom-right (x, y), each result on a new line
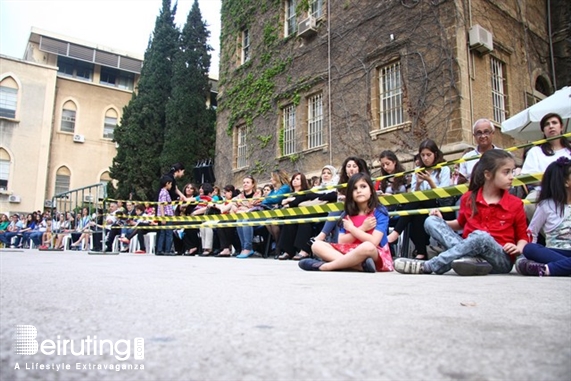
top-left (314, 157), bottom-right (370, 243)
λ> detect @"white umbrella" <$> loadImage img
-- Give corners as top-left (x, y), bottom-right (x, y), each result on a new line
top-left (501, 86), bottom-right (571, 141)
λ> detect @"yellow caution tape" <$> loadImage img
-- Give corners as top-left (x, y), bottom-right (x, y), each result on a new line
top-left (105, 132), bottom-right (568, 207)
top-left (113, 172), bottom-right (541, 223)
top-left (110, 198), bottom-right (535, 229)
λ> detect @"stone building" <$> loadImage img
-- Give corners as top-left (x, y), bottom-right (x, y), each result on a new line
top-left (0, 28), bottom-right (142, 214)
top-left (214, 0), bottom-right (569, 186)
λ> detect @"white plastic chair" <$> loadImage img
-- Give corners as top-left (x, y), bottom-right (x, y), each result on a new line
top-left (129, 237), bottom-right (140, 253)
top-left (144, 232), bottom-right (156, 255)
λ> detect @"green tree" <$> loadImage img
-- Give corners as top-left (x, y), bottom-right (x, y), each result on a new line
top-left (110, 0), bottom-right (179, 201)
top-left (163, 0), bottom-right (216, 183)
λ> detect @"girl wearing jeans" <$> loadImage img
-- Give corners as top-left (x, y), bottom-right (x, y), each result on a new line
top-left (518, 157), bottom-right (571, 276)
top-left (394, 150), bottom-right (528, 276)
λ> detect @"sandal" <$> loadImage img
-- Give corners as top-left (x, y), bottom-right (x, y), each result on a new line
top-left (216, 249), bottom-right (232, 257)
top-left (292, 251), bottom-right (310, 261)
top-left (278, 252), bottom-right (292, 260)
top-left (184, 248), bottom-right (198, 256)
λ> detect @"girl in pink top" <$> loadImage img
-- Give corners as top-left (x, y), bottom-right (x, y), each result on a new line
top-left (299, 173), bottom-right (393, 273)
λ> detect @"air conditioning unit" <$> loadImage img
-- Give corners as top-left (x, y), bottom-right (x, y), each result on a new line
top-left (8, 195), bottom-right (21, 203)
top-left (469, 24), bottom-right (493, 54)
top-left (298, 16), bottom-right (317, 38)
top-left (83, 195), bottom-right (94, 203)
top-left (44, 199), bottom-right (54, 208)
top-left (73, 134), bottom-right (85, 143)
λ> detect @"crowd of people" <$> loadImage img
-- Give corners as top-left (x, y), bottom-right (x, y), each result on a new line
top-left (1, 114), bottom-right (569, 277)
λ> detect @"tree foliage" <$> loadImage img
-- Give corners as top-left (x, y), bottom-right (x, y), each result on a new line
top-left (110, 0), bottom-right (214, 201)
top-left (163, 0), bottom-right (215, 173)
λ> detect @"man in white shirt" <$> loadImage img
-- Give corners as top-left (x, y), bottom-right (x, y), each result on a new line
top-left (459, 118), bottom-right (501, 181)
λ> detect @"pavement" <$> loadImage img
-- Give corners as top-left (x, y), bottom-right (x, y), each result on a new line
top-left (0, 249), bottom-right (570, 381)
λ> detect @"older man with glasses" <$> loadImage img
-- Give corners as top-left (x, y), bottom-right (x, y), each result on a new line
top-left (458, 118), bottom-right (501, 181)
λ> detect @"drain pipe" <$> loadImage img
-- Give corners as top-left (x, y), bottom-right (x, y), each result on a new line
top-left (327, 0), bottom-right (332, 165)
top-left (547, 0), bottom-right (557, 90)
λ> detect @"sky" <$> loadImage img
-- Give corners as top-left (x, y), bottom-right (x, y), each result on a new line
top-left (0, 0), bottom-right (222, 77)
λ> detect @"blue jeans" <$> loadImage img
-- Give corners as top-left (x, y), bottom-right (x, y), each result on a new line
top-left (30, 232), bottom-right (43, 246)
top-left (523, 243), bottom-right (571, 276)
top-left (0, 232), bottom-right (18, 245)
top-left (423, 216), bottom-right (513, 275)
top-left (237, 222), bottom-right (253, 251)
top-left (157, 222), bottom-right (173, 253)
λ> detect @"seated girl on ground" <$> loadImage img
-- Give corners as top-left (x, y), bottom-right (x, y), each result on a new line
top-left (299, 172), bottom-right (393, 273)
top-left (394, 150), bottom-right (528, 276)
top-left (517, 157), bottom-right (571, 276)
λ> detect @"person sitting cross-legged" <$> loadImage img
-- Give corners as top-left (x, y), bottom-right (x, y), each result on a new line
top-left (394, 150), bottom-right (528, 276)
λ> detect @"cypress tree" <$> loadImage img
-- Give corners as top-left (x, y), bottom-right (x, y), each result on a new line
top-left (110, 0), bottom-right (179, 201)
top-left (163, 0), bottom-right (215, 182)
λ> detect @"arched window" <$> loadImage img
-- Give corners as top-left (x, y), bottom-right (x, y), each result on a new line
top-left (55, 166), bottom-right (71, 195)
top-left (61, 100), bottom-right (77, 133)
top-left (0, 148), bottom-right (10, 191)
top-left (103, 109), bottom-right (118, 139)
top-left (0, 76), bottom-right (19, 119)
top-left (535, 76), bottom-right (551, 97)
top-left (99, 171), bottom-right (112, 198)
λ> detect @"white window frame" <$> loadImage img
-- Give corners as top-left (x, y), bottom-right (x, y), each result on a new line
top-left (103, 116), bottom-right (117, 139)
top-left (0, 86), bottom-right (18, 119)
top-left (491, 57), bottom-right (507, 123)
top-left (285, 0), bottom-right (297, 37)
top-left (282, 105), bottom-right (296, 156)
top-left (379, 61), bottom-right (403, 129)
top-left (0, 159), bottom-right (9, 191)
top-left (242, 29), bottom-right (251, 64)
top-left (55, 173), bottom-right (70, 195)
top-left (308, 93), bottom-right (323, 149)
top-left (236, 126), bottom-right (247, 169)
top-left (61, 109), bottom-right (76, 133)
top-left (310, 0), bottom-right (323, 18)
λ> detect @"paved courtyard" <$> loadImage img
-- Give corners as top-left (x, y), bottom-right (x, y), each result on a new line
top-left (0, 249), bottom-right (570, 381)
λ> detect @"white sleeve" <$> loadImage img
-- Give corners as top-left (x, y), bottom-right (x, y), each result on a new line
top-left (438, 166), bottom-right (451, 188)
top-left (527, 202), bottom-right (548, 243)
top-left (458, 152), bottom-right (473, 178)
top-left (521, 147), bottom-right (541, 174)
top-left (410, 168), bottom-right (418, 191)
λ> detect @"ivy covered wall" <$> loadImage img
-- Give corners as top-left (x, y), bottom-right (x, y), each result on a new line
top-left (214, 0), bottom-right (554, 187)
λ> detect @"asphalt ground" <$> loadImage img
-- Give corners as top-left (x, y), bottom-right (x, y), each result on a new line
top-left (0, 249), bottom-right (570, 381)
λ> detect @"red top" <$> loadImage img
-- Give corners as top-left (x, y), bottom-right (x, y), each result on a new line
top-left (458, 188), bottom-right (528, 249)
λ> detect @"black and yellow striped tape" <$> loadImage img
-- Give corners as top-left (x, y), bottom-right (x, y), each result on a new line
top-left (105, 132), bottom-right (568, 206)
top-left (112, 172), bottom-right (541, 223)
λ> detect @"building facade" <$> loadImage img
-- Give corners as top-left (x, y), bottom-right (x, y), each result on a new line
top-left (0, 28), bottom-right (143, 214)
top-left (215, 0), bottom-right (569, 186)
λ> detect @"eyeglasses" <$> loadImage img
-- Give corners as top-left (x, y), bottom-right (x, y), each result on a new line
top-left (474, 130), bottom-right (493, 137)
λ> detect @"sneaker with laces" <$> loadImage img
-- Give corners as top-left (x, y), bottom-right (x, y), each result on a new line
top-left (394, 258), bottom-right (426, 274)
top-left (361, 258), bottom-right (376, 273)
top-left (452, 257), bottom-right (492, 276)
top-left (515, 258), bottom-right (545, 276)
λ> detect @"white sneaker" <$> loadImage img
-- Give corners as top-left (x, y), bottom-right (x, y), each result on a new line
top-left (394, 258), bottom-right (426, 274)
top-left (452, 257), bottom-right (492, 276)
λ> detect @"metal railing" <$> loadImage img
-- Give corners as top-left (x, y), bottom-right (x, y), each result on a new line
top-left (50, 182), bottom-right (107, 215)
